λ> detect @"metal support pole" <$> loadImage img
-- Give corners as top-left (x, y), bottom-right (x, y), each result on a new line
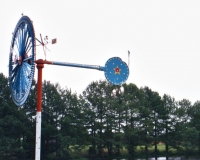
top-left (35, 59), bottom-right (44, 160)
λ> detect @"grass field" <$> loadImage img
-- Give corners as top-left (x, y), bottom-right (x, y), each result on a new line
top-left (136, 143), bottom-right (177, 152)
top-left (71, 143), bottom-right (180, 159)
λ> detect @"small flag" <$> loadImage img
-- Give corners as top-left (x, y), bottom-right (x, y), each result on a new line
top-left (52, 38), bottom-right (57, 44)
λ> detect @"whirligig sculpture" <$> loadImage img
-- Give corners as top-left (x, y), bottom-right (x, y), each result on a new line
top-left (9, 15), bottom-right (129, 160)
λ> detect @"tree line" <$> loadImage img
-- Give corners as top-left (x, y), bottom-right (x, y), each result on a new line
top-left (0, 72), bottom-right (200, 160)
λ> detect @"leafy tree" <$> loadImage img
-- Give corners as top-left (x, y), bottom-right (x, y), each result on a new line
top-left (172, 99), bottom-right (192, 152)
top-left (122, 83), bottom-right (141, 159)
top-left (111, 86), bottom-right (125, 156)
top-left (58, 86), bottom-right (88, 159)
top-left (139, 87), bottom-right (162, 160)
top-left (181, 127), bottom-right (198, 152)
top-left (161, 94), bottom-right (177, 160)
top-left (82, 80), bottom-right (114, 157)
top-left (189, 101), bottom-right (200, 154)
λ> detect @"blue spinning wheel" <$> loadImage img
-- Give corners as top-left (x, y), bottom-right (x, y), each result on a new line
top-left (9, 16), bottom-right (35, 106)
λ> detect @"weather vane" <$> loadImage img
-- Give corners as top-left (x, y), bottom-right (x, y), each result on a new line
top-left (8, 15), bottom-right (129, 160)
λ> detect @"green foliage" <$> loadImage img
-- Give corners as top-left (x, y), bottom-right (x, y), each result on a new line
top-left (1, 72), bottom-right (200, 159)
top-left (0, 73), bottom-right (35, 159)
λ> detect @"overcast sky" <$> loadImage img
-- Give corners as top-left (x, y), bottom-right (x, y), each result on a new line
top-left (1, 0), bottom-right (200, 103)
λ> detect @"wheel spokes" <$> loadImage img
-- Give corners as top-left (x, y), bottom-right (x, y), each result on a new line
top-left (23, 62), bottom-right (31, 81)
top-left (21, 65), bottom-right (28, 93)
top-left (12, 66), bottom-right (20, 94)
top-left (11, 65), bottom-right (19, 81)
top-left (15, 23), bottom-right (32, 59)
top-left (11, 62), bottom-right (31, 99)
top-left (15, 33), bottom-right (20, 55)
top-left (12, 23), bottom-right (33, 66)
top-left (11, 62), bottom-right (33, 101)
top-left (21, 25), bottom-right (27, 55)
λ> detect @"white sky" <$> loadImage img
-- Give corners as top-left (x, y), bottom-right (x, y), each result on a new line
top-left (1, 0), bottom-right (200, 103)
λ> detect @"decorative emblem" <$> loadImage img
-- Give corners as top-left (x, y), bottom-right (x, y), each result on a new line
top-left (114, 66), bottom-right (121, 74)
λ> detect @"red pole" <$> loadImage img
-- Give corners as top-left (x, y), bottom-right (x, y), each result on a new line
top-left (36, 59), bottom-right (44, 112)
top-left (34, 59), bottom-right (52, 160)
top-left (35, 59), bottom-right (44, 160)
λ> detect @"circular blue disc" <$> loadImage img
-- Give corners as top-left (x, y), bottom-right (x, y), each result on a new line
top-left (9, 16), bottom-right (35, 106)
top-left (104, 57), bottom-right (129, 85)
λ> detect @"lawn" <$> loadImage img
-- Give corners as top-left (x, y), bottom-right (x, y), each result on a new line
top-left (136, 143), bottom-right (177, 153)
top-left (71, 143), bottom-right (189, 159)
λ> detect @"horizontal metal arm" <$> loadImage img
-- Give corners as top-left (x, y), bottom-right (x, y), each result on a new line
top-left (51, 61), bottom-right (105, 71)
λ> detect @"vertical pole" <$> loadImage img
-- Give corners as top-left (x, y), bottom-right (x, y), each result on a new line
top-left (128, 50), bottom-right (130, 67)
top-left (35, 60), bottom-right (44, 160)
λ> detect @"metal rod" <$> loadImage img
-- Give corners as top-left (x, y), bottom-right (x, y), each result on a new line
top-left (51, 61), bottom-right (105, 71)
top-left (23, 56), bottom-right (32, 61)
top-left (128, 50), bottom-right (130, 67)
